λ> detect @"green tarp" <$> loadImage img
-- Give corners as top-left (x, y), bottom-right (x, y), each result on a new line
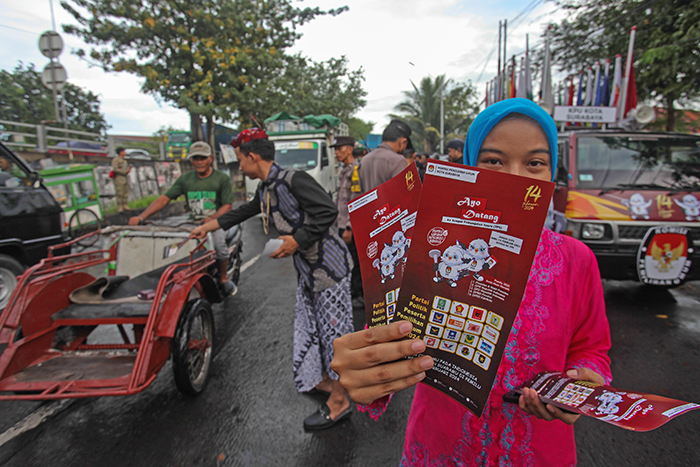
top-left (264, 111), bottom-right (300, 123)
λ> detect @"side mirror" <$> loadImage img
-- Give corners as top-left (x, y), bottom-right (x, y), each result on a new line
top-left (29, 172), bottom-right (41, 188)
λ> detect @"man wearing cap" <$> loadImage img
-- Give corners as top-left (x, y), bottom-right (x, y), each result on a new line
top-left (191, 129), bottom-right (355, 431)
top-left (112, 147), bottom-right (131, 212)
top-left (445, 138), bottom-right (465, 164)
top-left (358, 119), bottom-right (413, 193)
top-left (128, 141), bottom-right (237, 296)
top-left (331, 136), bottom-right (363, 308)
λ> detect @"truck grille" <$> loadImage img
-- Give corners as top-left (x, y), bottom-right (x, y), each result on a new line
top-left (618, 224), bottom-right (700, 240)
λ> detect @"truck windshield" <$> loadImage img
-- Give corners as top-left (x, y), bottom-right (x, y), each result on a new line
top-left (575, 135), bottom-right (700, 191)
top-left (275, 142), bottom-right (319, 170)
top-left (168, 134), bottom-right (190, 144)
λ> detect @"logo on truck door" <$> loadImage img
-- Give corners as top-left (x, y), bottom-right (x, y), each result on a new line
top-left (637, 226), bottom-right (693, 286)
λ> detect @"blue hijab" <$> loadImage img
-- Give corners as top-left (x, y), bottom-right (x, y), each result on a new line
top-left (463, 98), bottom-right (558, 181)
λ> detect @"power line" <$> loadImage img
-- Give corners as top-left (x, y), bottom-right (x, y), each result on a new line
top-left (0, 23), bottom-right (39, 36)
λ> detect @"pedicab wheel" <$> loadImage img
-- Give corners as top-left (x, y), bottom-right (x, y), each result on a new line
top-left (172, 299), bottom-right (215, 396)
top-left (227, 248), bottom-right (242, 285)
top-left (69, 208), bottom-right (101, 247)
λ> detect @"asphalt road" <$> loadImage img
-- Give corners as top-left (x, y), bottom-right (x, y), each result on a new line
top-left (1, 214), bottom-right (699, 466)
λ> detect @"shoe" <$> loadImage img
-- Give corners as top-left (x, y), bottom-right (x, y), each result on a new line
top-left (219, 280), bottom-right (238, 297)
top-left (351, 296), bottom-right (365, 309)
top-left (305, 387), bottom-right (330, 396)
top-left (303, 403), bottom-right (353, 431)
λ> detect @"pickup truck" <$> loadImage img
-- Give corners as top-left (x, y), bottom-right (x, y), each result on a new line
top-left (551, 130), bottom-right (700, 286)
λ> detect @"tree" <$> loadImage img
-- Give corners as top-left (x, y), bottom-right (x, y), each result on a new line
top-left (0, 62), bottom-right (109, 134)
top-left (61, 0), bottom-right (348, 146)
top-left (261, 55), bottom-right (367, 123)
top-left (346, 116), bottom-right (374, 143)
top-left (392, 75), bottom-right (479, 152)
top-left (548, 0), bottom-right (700, 131)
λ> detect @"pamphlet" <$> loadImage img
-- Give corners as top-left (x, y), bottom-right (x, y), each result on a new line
top-left (511, 371), bottom-right (700, 431)
top-left (395, 160), bottom-right (554, 416)
top-left (348, 164), bottom-right (422, 327)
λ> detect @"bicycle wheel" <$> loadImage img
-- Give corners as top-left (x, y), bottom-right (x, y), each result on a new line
top-left (69, 208), bottom-right (102, 247)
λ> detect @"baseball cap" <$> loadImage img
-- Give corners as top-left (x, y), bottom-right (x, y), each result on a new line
top-left (330, 136), bottom-right (356, 148)
top-left (445, 138), bottom-right (465, 152)
top-left (188, 141), bottom-right (212, 158)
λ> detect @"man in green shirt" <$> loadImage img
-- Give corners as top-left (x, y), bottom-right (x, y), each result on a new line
top-left (128, 141), bottom-right (237, 296)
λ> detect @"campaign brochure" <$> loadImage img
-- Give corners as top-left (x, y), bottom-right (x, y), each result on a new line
top-left (347, 164), bottom-right (422, 328)
top-left (512, 371), bottom-right (700, 431)
top-left (395, 160), bottom-right (554, 416)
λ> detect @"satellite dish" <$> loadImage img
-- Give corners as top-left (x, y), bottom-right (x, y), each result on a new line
top-left (635, 105), bottom-right (656, 125)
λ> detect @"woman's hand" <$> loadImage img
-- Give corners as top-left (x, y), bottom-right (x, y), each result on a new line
top-left (331, 320), bottom-right (434, 405)
top-left (518, 367), bottom-right (604, 425)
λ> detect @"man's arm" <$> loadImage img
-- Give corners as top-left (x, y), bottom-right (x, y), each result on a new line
top-left (112, 158), bottom-right (130, 175)
top-left (128, 195), bottom-right (170, 225)
top-left (202, 203), bottom-right (232, 224)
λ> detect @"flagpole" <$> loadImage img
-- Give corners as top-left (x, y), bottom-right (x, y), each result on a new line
top-left (497, 21), bottom-right (502, 101)
top-left (503, 19), bottom-right (508, 100)
top-left (619, 26), bottom-right (637, 124)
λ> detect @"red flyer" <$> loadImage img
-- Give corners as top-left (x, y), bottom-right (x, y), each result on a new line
top-left (348, 164), bottom-right (422, 327)
top-left (511, 371), bottom-right (700, 432)
top-left (395, 160), bottom-right (554, 416)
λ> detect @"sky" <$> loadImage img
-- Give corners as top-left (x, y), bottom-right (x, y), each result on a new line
top-left (0, 0), bottom-right (566, 136)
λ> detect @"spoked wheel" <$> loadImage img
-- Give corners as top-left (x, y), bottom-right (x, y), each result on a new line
top-left (172, 299), bottom-right (215, 395)
top-left (69, 208), bottom-right (102, 247)
top-left (227, 247), bottom-right (243, 285)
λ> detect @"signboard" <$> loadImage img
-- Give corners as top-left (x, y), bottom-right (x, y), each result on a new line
top-left (553, 105), bottom-right (617, 123)
top-left (41, 62), bottom-right (68, 91)
top-left (38, 30), bottom-right (63, 59)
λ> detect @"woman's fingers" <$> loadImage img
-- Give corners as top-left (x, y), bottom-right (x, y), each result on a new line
top-left (331, 320), bottom-right (434, 405)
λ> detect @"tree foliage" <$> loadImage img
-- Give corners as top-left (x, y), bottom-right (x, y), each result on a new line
top-left (260, 55), bottom-right (366, 123)
top-left (60, 0), bottom-right (355, 141)
top-left (392, 75), bottom-right (479, 152)
top-left (548, 0), bottom-right (700, 131)
top-left (0, 62), bottom-right (109, 134)
top-left (346, 116), bottom-right (374, 143)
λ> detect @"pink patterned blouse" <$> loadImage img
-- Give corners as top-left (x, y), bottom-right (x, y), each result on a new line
top-left (360, 229), bottom-right (612, 467)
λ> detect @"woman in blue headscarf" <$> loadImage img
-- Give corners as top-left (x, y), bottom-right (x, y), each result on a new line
top-left (332, 98), bottom-right (611, 466)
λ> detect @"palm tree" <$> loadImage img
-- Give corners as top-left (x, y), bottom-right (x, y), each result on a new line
top-left (392, 74), bottom-right (479, 153)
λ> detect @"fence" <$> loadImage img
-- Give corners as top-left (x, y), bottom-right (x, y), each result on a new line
top-left (0, 119), bottom-right (164, 159)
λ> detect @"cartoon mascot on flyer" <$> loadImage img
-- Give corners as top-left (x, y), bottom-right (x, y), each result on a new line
top-left (429, 240), bottom-right (471, 288)
top-left (392, 230), bottom-right (410, 263)
top-left (464, 238), bottom-right (497, 282)
top-left (594, 391), bottom-right (624, 416)
top-left (373, 243), bottom-right (401, 283)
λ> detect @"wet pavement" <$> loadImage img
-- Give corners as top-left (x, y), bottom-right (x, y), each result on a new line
top-left (1, 214), bottom-right (699, 466)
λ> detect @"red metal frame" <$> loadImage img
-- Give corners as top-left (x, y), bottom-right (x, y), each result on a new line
top-left (0, 229), bottom-right (219, 400)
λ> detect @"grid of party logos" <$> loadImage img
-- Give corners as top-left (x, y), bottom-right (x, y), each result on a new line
top-left (424, 295), bottom-right (505, 372)
top-left (385, 288), bottom-right (400, 320)
top-left (551, 382), bottom-right (596, 408)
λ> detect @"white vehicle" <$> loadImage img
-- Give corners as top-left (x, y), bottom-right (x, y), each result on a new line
top-left (245, 118), bottom-right (349, 200)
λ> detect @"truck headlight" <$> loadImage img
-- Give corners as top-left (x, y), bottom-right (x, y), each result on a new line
top-left (581, 223), bottom-right (606, 240)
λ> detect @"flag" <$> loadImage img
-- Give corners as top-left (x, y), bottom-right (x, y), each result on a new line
top-left (525, 51), bottom-right (533, 100)
top-left (623, 56), bottom-right (638, 118)
top-left (591, 61), bottom-right (601, 106)
top-left (619, 27), bottom-right (638, 122)
top-left (504, 66), bottom-right (511, 101)
top-left (516, 57), bottom-right (528, 99)
top-left (539, 27), bottom-right (553, 112)
top-left (576, 70), bottom-right (584, 106)
top-left (600, 59), bottom-right (611, 106)
top-left (609, 54), bottom-right (622, 107)
top-left (485, 81), bottom-right (489, 107)
top-left (567, 75), bottom-right (575, 105)
top-left (585, 67), bottom-right (594, 106)
top-left (510, 60), bottom-right (517, 98)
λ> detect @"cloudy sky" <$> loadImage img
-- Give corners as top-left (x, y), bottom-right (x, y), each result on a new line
top-left (0, 0), bottom-right (566, 135)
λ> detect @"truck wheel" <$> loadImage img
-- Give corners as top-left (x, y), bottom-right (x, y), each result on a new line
top-left (0, 255), bottom-right (24, 311)
top-left (172, 299), bottom-right (215, 396)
